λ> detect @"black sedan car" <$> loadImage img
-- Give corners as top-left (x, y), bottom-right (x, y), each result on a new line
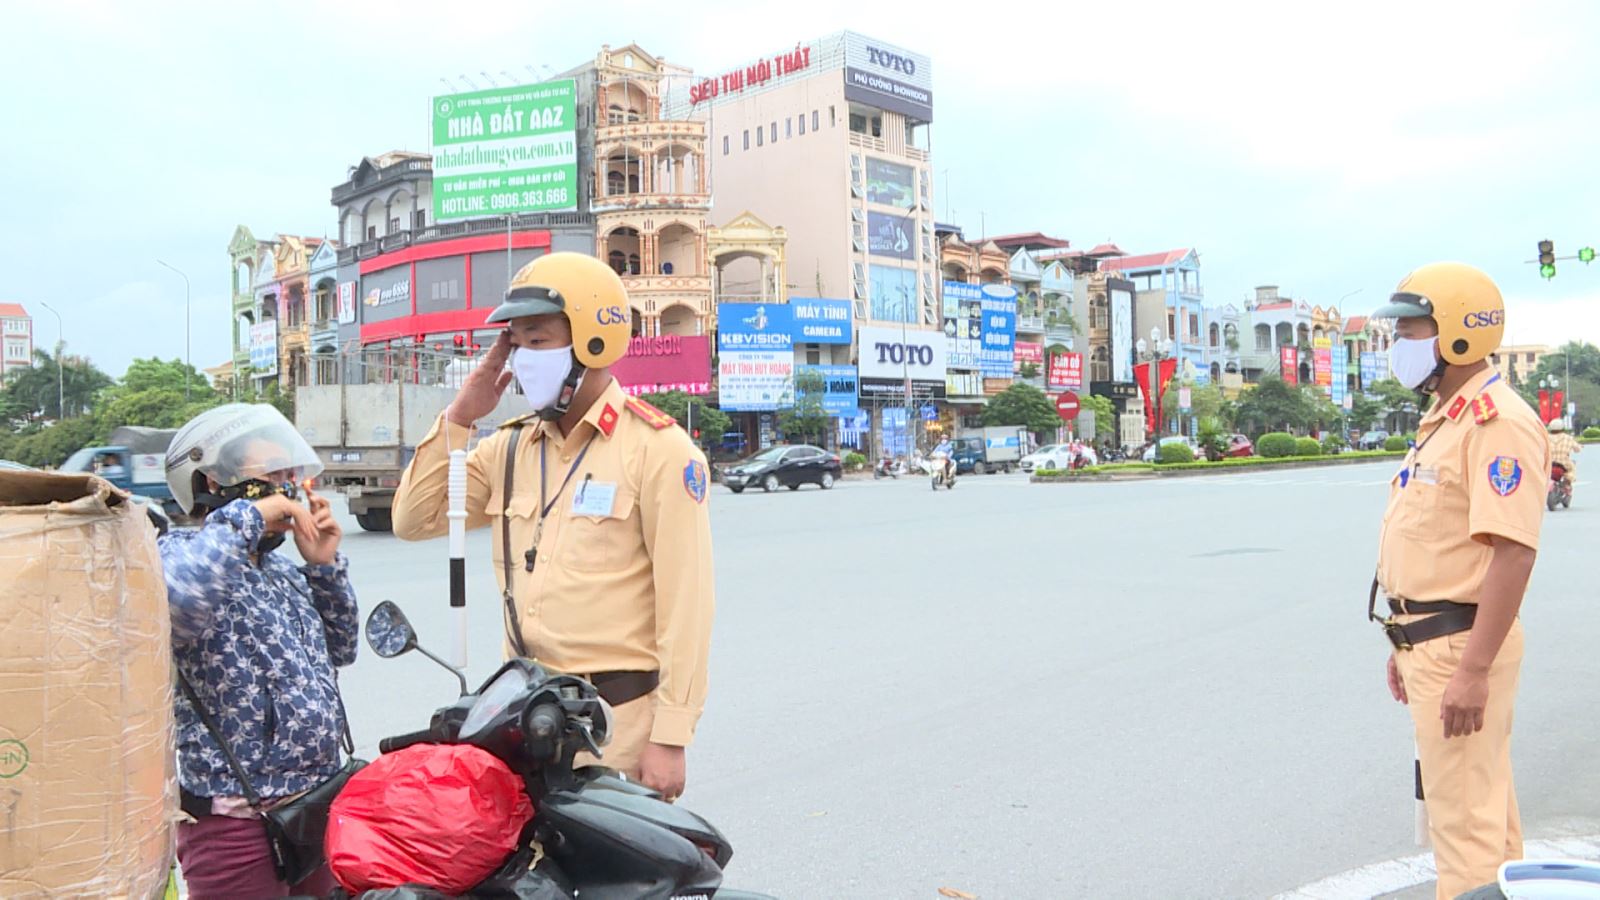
top-left (720, 444), bottom-right (842, 493)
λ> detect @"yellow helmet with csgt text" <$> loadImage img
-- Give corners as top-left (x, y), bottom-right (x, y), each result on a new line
top-left (486, 252), bottom-right (631, 369)
top-left (1371, 262), bottom-right (1505, 366)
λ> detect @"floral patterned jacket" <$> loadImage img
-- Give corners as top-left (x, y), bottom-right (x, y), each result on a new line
top-left (159, 499), bottom-right (359, 799)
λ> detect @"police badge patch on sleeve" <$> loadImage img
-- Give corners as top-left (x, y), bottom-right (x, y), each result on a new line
top-left (683, 460), bottom-right (707, 503)
top-left (1488, 456), bottom-right (1523, 497)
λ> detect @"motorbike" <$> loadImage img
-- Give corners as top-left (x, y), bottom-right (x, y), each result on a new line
top-left (1548, 463), bottom-right (1573, 511)
top-left (1457, 859), bottom-right (1600, 898)
top-left (907, 454), bottom-right (933, 476)
top-left (929, 453), bottom-right (956, 490)
top-left (873, 456), bottom-right (903, 479)
top-left (331, 601), bottom-right (774, 900)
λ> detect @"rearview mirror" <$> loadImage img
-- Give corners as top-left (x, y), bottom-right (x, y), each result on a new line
top-left (365, 601), bottom-right (418, 659)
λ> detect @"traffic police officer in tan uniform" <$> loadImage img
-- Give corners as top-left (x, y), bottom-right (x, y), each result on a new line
top-left (1370, 262), bottom-right (1548, 899)
top-left (391, 253), bottom-right (715, 800)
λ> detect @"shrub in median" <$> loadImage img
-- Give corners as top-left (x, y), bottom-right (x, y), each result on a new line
top-left (1294, 437), bottom-right (1322, 457)
top-left (1157, 442), bottom-right (1195, 464)
top-left (1256, 432), bottom-right (1298, 458)
top-left (1383, 435), bottom-right (1409, 452)
top-left (1584, 426), bottom-right (1600, 440)
top-left (843, 451), bottom-right (867, 471)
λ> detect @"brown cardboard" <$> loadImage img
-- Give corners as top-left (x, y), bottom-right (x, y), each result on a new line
top-left (0, 470), bottom-right (176, 899)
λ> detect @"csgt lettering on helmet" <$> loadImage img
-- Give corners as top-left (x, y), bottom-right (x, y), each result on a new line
top-left (1463, 309), bottom-right (1505, 329)
top-left (596, 305), bottom-right (628, 326)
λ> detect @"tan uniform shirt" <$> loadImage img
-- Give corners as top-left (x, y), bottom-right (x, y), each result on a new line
top-left (1549, 432), bottom-right (1581, 473)
top-left (1378, 368), bottom-right (1549, 603)
top-left (391, 379), bottom-right (715, 746)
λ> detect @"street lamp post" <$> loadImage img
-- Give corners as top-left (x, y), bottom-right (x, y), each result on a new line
top-left (157, 259), bottom-right (192, 401)
top-left (1137, 327), bottom-right (1173, 445)
top-left (39, 302), bottom-right (64, 420)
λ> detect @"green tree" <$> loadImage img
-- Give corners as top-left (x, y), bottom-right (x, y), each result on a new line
top-left (982, 382), bottom-right (1062, 434)
top-left (1079, 393), bottom-right (1117, 441)
top-left (776, 368), bottom-right (831, 445)
top-left (1518, 341), bottom-right (1600, 429)
top-left (637, 390), bottom-right (732, 449)
top-left (1233, 377), bottom-right (1317, 434)
top-left (1369, 377), bottom-right (1423, 432)
top-left (1, 349), bottom-right (113, 422)
top-left (1347, 393), bottom-right (1386, 432)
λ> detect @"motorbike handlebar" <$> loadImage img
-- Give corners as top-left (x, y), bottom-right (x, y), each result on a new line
top-left (378, 728), bottom-right (439, 754)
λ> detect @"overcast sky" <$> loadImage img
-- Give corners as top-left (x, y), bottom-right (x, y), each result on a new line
top-left (7, 0), bottom-right (1598, 379)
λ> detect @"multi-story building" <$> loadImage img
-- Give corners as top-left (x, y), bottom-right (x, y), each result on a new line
top-left (574, 44), bottom-right (713, 337)
top-left (251, 235), bottom-right (325, 389)
top-left (1, 303), bottom-right (34, 379)
top-left (1099, 248), bottom-right (1206, 383)
top-left (1488, 344), bottom-right (1550, 388)
top-left (665, 31), bottom-right (937, 449)
top-left (937, 226), bottom-right (1011, 414)
top-left (990, 233), bottom-right (1077, 391)
top-left (227, 226), bottom-right (262, 377)
top-left (1340, 315), bottom-right (1394, 394)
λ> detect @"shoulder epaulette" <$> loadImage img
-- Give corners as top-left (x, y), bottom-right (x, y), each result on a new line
top-left (625, 396), bottom-right (677, 430)
top-left (498, 413), bottom-right (540, 430)
top-left (1471, 391), bottom-right (1499, 425)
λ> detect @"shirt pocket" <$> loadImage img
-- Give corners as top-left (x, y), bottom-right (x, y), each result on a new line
top-left (486, 485), bottom-right (539, 571)
top-left (561, 487), bottom-right (639, 571)
top-left (1396, 479), bottom-right (1448, 536)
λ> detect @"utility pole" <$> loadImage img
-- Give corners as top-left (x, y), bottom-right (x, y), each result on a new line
top-left (157, 260), bottom-right (192, 401)
top-left (39, 302), bottom-right (64, 419)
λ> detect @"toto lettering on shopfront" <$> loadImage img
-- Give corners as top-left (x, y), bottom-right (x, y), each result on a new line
top-left (874, 341), bottom-right (935, 367)
top-left (866, 46), bottom-right (916, 75)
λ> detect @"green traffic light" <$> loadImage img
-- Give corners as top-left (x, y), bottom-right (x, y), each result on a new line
top-left (1581, 247), bottom-right (1596, 264)
top-left (1541, 263), bottom-right (1557, 279)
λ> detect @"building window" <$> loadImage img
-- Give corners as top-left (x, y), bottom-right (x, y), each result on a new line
top-left (849, 112), bottom-right (866, 134)
top-left (806, 345), bottom-right (821, 365)
top-left (829, 106), bottom-right (836, 127)
top-left (798, 114), bottom-right (806, 136)
top-left (743, 130), bottom-right (750, 150)
top-left (723, 135), bottom-right (729, 155)
top-left (814, 110), bottom-right (820, 131)
top-left (366, 225), bottom-right (377, 240)
top-left (413, 210), bottom-right (427, 229)
top-left (770, 122), bottom-right (777, 143)
top-left (786, 118), bottom-right (792, 139)
top-left (756, 127), bottom-right (763, 147)
top-left (389, 217), bottom-right (400, 233)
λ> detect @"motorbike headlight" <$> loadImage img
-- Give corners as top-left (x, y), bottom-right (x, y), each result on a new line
top-left (459, 667), bottom-right (534, 739)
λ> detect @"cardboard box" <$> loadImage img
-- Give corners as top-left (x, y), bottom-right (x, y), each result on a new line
top-left (0, 470), bottom-right (176, 899)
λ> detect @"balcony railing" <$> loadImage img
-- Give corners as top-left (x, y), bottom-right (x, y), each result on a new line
top-left (620, 274), bottom-right (713, 297)
top-left (847, 131), bottom-right (929, 162)
top-left (596, 120), bottom-right (707, 144)
top-left (336, 212), bottom-right (598, 265)
top-left (591, 192), bottom-right (711, 214)
top-left (1016, 315), bottom-right (1046, 333)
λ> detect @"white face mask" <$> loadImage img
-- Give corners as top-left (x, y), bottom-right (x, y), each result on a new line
top-left (511, 346), bottom-right (574, 411)
top-left (1389, 336), bottom-right (1440, 389)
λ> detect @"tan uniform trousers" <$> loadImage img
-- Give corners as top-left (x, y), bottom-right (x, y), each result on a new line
top-left (575, 695), bottom-right (654, 779)
top-left (1394, 617), bottom-right (1525, 899)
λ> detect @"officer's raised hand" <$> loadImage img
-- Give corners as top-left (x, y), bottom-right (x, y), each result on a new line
top-left (446, 331), bottom-right (515, 427)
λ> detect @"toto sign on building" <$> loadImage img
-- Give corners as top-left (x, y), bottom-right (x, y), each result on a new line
top-left (857, 325), bottom-right (947, 398)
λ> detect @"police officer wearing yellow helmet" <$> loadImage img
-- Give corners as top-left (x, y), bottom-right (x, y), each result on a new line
top-left (1370, 262), bottom-right (1549, 899)
top-left (391, 253), bottom-right (715, 800)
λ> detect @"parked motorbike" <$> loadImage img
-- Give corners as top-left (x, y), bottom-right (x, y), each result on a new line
top-left (1548, 463), bottom-right (1573, 511)
top-left (331, 601), bottom-right (773, 900)
top-left (930, 453), bottom-right (956, 490)
top-left (907, 453), bottom-right (933, 476)
top-left (873, 457), bottom-right (903, 479)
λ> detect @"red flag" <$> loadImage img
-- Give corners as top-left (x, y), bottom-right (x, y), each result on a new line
top-left (1539, 390), bottom-right (1551, 424)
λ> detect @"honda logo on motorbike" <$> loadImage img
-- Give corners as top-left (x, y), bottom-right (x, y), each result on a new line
top-left (874, 341), bottom-right (934, 367)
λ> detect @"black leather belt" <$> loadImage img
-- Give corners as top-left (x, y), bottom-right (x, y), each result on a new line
top-left (586, 670), bottom-right (659, 706)
top-left (1368, 577), bottom-right (1477, 650)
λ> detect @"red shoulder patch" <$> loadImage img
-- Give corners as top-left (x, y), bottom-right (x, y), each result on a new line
top-left (625, 396), bottom-right (677, 430)
top-left (1472, 393), bottom-right (1499, 425)
top-left (596, 403), bottom-right (620, 438)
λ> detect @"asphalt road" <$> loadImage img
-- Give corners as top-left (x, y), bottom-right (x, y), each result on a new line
top-left (315, 462), bottom-right (1599, 899)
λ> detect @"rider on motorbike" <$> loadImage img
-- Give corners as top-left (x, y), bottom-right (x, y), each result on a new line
top-left (1548, 419), bottom-right (1580, 487)
top-left (931, 438), bottom-right (956, 480)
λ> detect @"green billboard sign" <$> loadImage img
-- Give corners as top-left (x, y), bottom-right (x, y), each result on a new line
top-left (431, 80), bottom-right (578, 220)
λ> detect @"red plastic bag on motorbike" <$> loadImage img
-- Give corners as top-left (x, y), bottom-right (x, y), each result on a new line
top-left (326, 744), bottom-right (534, 895)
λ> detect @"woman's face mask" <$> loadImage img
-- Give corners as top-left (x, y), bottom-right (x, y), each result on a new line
top-left (1389, 336), bottom-right (1440, 389)
top-left (512, 346), bottom-right (575, 411)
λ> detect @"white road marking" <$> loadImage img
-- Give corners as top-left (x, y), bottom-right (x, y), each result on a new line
top-left (1274, 833), bottom-right (1600, 899)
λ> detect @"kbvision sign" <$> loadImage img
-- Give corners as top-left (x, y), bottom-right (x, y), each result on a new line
top-left (843, 32), bottom-right (933, 122)
top-left (717, 303), bottom-right (794, 352)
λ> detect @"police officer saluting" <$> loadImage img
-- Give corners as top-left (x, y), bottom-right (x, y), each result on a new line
top-left (391, 253), bottom-right (715, 800)
top-left (1370, 262), bottom-right (1549, 899)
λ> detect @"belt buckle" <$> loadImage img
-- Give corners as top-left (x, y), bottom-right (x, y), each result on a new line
top-left (1381, 616), bottom-right (1413, 651)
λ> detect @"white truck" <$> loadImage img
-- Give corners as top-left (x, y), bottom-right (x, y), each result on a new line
top-left (294, 348), bottom-right (524, 532)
